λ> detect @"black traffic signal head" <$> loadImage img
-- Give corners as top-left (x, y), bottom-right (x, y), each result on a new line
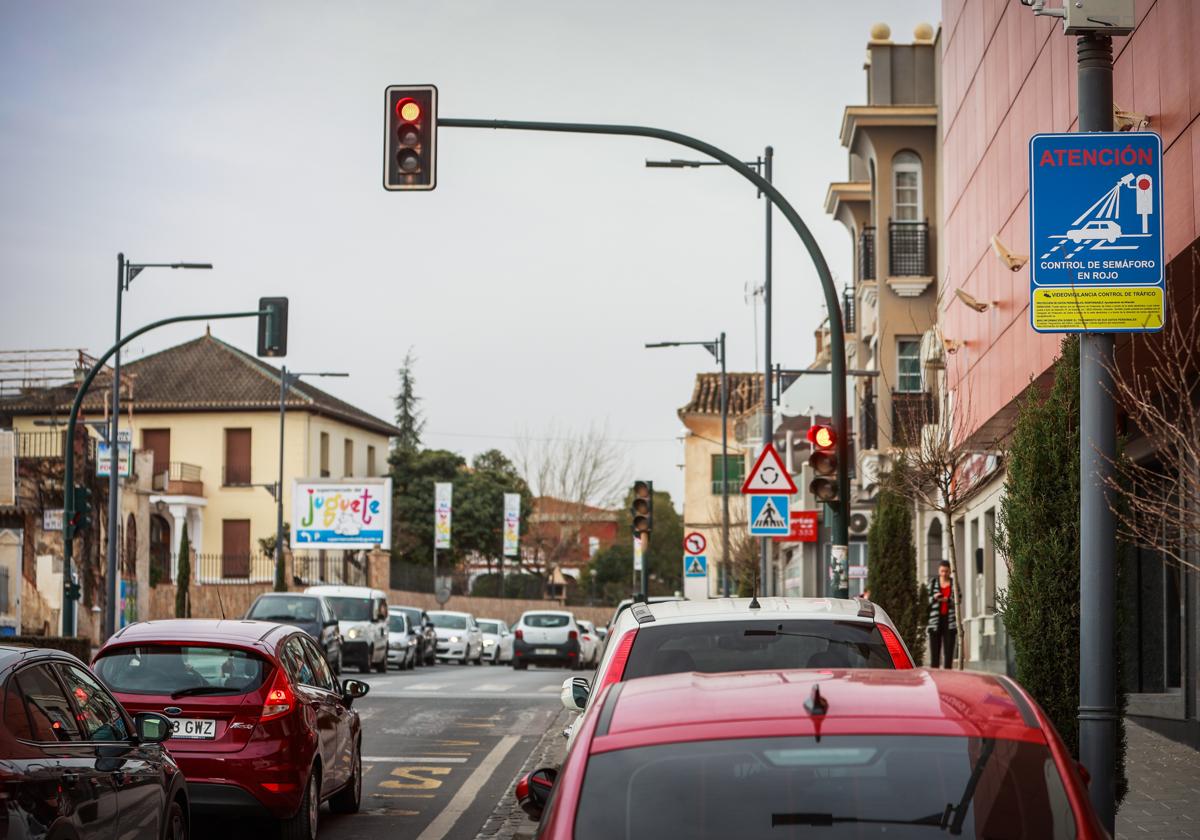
top-left (257, 297), bottom-right (288, 358)
top-left (69, 485), bottom-right (94, 536)
top-left (384, 85), bottom-right (438, 191)
top-left (631, 480), bottom-right (653, 536)
top-left (807, 425), bottom-right (839, 503)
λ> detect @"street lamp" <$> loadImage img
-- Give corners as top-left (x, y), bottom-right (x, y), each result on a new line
top-left (645, 335), bottom-right (730, 596)
top-left (647, 148), bottom-right (776, 594)
top-left (273, 368), bottom-right (349, 591)
top-left (106, 255), bottom-right (211, 639)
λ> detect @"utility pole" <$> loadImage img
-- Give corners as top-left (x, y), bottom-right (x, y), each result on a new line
top-left (760, 145), bottom-right (774, 597)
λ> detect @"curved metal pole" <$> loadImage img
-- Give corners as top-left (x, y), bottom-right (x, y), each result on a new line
top-left (61, 309), bottom-right (266, 636)
top-left (440, 117), bottom-right (851, 594)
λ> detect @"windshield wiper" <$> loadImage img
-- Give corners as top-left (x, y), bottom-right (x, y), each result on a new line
top-left (772, 812), bottom-right (945, 828)
top-left (941, 737), bottom-right (997, 834)
top-left (170, 686), bottom-right (241, 699)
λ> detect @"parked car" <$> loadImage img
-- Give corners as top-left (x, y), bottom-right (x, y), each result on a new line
top-left (387, 612), bottom-right (418, 670)
top-left (1, 645), bottom-right (187, 840)
top-left (512, 610), bottom-right (584, 670)
top-left (521, 668), bottom-right (1105, 839)
top-left (477, 618), bottom-right (514, 664)
top-left (245, 592), bottom-right (343, 674)
top-left (391, 605), bottom-right (437, 666)
top-left (605, 595), bottom-right (683, 633)
top-left (93, 619), bottom-right (370, 840)
top-left (428, 610), bottom-right (484, 665)
top-left (576, 620), bottom-right (601, 668)
top-left (305, 585), bottom-right (389, 673)
top-left (561, 597), bottom-right (913, 746)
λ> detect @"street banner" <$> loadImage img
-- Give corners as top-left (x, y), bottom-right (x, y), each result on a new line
top-left (435, 482), bottom-right (452, 549)
top-left (588, 536), bottom-right (599, 558)
top-left (96, 430), bottom-right (132, 478)
top-left (633, 536), bottom-right (643, 572)
top-left (503, 492), bottom-right (520, 557)
top-left (1029, 132), bottom-right (1164, 332)
top-left (292, 478), bottom-right (393, 549)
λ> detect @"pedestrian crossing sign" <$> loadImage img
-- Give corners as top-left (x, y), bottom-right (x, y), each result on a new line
top-left (684, 555), bottom-right (707, 577)
top-left (748, 494), bottom-right (790, 536)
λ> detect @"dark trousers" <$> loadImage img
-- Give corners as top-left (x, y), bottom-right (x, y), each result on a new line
top-left (929, 616), bottom-right (956, 668)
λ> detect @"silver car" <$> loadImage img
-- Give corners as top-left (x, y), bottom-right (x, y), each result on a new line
top-left (477, 618), bottom-right (514, 664)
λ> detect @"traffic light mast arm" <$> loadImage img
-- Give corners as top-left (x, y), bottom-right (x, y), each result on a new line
top-left (60, 308), bottom-right (268, 635)
top-left (441, 116), bottom-right (851, 591)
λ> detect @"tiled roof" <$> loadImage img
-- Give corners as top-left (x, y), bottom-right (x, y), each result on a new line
top-left (678, 372), bottom-right (764, 418)
top-left (0, 333), bottom-right (400, 438)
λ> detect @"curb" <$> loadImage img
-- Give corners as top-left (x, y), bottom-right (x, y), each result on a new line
top-left (475, 707), bottom-right (572, 840)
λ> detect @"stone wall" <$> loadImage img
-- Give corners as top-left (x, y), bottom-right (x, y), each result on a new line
top-left (148, 581), bottom-right (274, 621)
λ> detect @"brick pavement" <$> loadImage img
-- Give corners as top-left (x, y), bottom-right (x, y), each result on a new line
top-left (1118, 720), bottom-right (1200, 838)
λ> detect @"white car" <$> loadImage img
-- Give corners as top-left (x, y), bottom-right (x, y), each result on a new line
top-left (576, 620), bottom-right (601, 668)
top-left (304, 584), bottom-right (389, 673)
top-left (428, 610), bottom-right (484, 665)
top-left (512, 610), bottom-right (583, 670)
top-left (387, 611), bottom-right (418, 670)
top-left (477, 618), bottom-right (514, 664)
top-left (1066, 219), bottom-right (1121, 243)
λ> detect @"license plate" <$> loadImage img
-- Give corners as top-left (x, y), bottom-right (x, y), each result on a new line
top-left (535, 648), bottom-right (557, 655)
top-left (170, 718), bottom-right (216, 740)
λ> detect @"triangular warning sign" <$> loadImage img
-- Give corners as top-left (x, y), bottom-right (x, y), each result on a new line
top-left (741, 443), bottom-right (798, 494)
top-left (686, 556), bottom-right (705, 575)
top-left (752, 497), bottom-right (787, 530)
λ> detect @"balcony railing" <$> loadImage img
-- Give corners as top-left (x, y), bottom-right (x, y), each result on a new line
top-left (859, 389), bottom-right (878, 451)
top-left (194, 552), bottom-right (274, 584)
top-left (222, 464), bottom-right (252, 486)
top-left (858, 226), bottom-right (876, 281)
top-left (892, 391), bottom-right (937, 447)
top-left (842, 287), bottom-right (856, 334)
top-left (153, 462), bottom-right (204, 495)
top-left (16, 430), bottom-right (65, 459)
top-left (888, 219), bottom-right (930, 276)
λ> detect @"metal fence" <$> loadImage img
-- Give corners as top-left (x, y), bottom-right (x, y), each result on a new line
top-left (293, 553), bottom-right (368, 587)
top-left (859, 388), bottom-right (878, 451)
top-left (193, 553), bottom-right (274, 584)
top-left (858, 226), bottom-right (876, 281)
top-left (842, 287), bottom-right (856, 334)
top-left (888, 219), bottom-right (930, 276)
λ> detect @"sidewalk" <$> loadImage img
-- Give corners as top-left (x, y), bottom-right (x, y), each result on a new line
top-left (1118, 720), bottom-right (1200, 838)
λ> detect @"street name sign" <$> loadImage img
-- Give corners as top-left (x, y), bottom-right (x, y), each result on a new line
top-left (684, 554), bottom-right (707, 577)
top-left (1029, 132), bottom-right (1164, 333)
top-left (748, 494), bottom-right (790, 536)
top-left (740, 443), bottom-right (797, 494)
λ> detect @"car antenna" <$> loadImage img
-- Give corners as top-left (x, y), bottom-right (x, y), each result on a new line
top-left (749, 565), bottom-right (761, 610)
top-left (215, 586), bottom-right (227, 620)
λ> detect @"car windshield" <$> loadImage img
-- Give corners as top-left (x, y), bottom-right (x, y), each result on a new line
top-left (524, 613), bottom-right (570, 628)
top-left (94, 645), bottom-right (267, 696)
top-left (478, 621), bottom-right (500, 634)
top-left (429, 612), bottom-right (467, 630)
top-left (621, 620), bottom-right (894, 678)
top-left (574, 735), bottom-right (1076, 840)
top-left (388, 614), bottom-right (409, 633)
top-left (325, 597), bottom-right (371, 622)
top-left (247, 596), bottom-right (319, 622)
top-left (396, 607), bottom-right (423, 627)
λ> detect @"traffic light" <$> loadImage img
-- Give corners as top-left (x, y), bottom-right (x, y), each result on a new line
top-left (630, 480), bottom-right (653, 536)
top-left (807, 425), bottom-right (838, 503)
top-left (68, 485), bottom-right (94, 537)
top-left (383, 85), bottom-right (437, 191)
top-left (257, 297), bottom-right (288, 358)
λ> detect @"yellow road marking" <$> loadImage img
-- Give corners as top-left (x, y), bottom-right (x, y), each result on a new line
top-left (436, 739), bottom-right (478, 746)
top-left (382, 767), bottom-right (452, 790)
top-left (372, 793), bottom-right (436, 799)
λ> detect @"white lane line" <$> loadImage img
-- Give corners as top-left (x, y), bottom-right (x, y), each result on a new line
top-left (404, 683), bottom-right (448, 691)
top-left (539, 684), bottom-right (561, 692)
top-left (471, 684), bottom-right (513, 692)
top-left (363, 756), bottom-right (469, 764)
top-left (415, 735), bottom-right (521, 840)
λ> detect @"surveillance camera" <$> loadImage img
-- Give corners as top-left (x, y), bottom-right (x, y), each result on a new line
top-left (943, 338), bottom-right (963, 355)
top-left (990, 235), bottom-right (1027, 273)
top-left (954, 288), bottom-right (990, 313)
top-left (1114, 106), bottom-right (1149, 132)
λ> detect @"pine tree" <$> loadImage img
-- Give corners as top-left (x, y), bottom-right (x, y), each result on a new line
top-left (175, 522), bottom-right (191, 618)
top-left (866, 459), bottom-right (925, 662)
top-left (394, 348), bottom-right (424, 453)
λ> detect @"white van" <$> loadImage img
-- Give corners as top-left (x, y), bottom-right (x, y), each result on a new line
top-left (305, 585), bottom-right (389, 673)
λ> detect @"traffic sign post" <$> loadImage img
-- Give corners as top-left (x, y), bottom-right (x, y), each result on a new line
top-left (1029, 132), bottom-right (1164, 333)
top-left (682, 531), bottom-right (709, 598)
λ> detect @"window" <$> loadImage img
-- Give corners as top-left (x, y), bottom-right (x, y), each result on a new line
top-left (319, 432), bottom-right (330, 477)
top-left (222, 519), bottom-right (251, 578)
top-left (896, 338), bottom-right (922, 393)
top-left (143, 429), bottom-right (171, 476)
top-left (343, 438), bottom-right (354, 477)
top-left (710, 454), bottom-right (745, 495)
top-left (93, 645), bottom-right (267, 696)
top-left (893, 150), bottom-right (922, 222)
top-left (150, 514), bottom-right (172, 583)
top-left (10, 666), bottom-right (80, 742)
top-left (281, 637), bottom-right (316, 688)
top-left (224, 428), bottom-right (251, 486)
top-left (298, 637), bottom-right (336, 692)
top-left (367, 445), bottom-right (376, 477)
top-left (56, 665), bottom-right (129, 741)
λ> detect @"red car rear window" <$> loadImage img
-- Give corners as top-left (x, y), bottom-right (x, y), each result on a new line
top-left (94, 645), bottom-right (267, 697)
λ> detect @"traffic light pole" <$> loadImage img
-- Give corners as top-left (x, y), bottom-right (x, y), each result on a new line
top-left (440, 117), bottom-right (851, 595)
top-left (60, 309), bottom-right (268, 636)
top-left (760, 145), bottom-right (774, 597)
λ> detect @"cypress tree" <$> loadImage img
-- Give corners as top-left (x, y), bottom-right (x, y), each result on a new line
top-left (866, 459), bottom-right (925, 662)
top-left (175, 521), bottom-right (191, 618)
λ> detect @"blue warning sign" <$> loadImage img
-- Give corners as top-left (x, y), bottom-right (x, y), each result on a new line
top-left (1028, 132), bottom-right (1164, 333)
top-left (684, 555), bottom-right (707, 577)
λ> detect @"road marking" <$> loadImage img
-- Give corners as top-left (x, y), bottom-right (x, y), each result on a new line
top-left (365, 756), bottom-right (469, 764)
top-left (471, 684), bottom-right (512, 692)
top-left (539, 684), bottom-right (561, 692)
top-left (404, 683), bottom-right (448, 691)
top-left (436, 739), bottom-right (479, 746)
top-left (416, 735), bottom-right (521, 840)
top-left (459, 722), bottom-right (494, 728)
top-left (372, 792), bottom-right (436, 799)
top-left (382, 767), bottom-right (453, 790)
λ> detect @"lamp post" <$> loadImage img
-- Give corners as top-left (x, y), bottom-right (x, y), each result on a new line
top-left (106, 255), bottom-right (211, 639)
top-left (274, 368), bottom-right (349, 591)
top-left (647, 148), bottom-right (775, 594)
top-left (646, 335), bottom-right (730, 596)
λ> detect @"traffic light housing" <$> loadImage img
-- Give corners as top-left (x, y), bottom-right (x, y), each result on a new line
top-left (631, 480), bottom-right (653, 537)
top-left (807, 425), bottom-right (838, 503)
top-left (67, 485), bottom-right (93, 538)
top-left (257, 297), bottom-right (288, 358)
top-left (384, 85), bottom-right (437, 191)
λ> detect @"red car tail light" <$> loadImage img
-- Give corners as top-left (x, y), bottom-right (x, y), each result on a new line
top-left (598, 628), bottom-right (638, 691)
top-left (514, 629), bottom-right (523, 640)
top-left (261, 667), bottom-right (295, 721)
top-left (568, 630), bottom-right (578, 641)
top-left (877, 625), bottom-right (913, 668)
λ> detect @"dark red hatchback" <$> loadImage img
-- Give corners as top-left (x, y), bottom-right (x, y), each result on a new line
top-left (94, 619), bottom-right (370, 840)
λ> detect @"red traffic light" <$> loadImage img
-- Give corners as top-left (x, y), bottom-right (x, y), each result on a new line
top-left (807, 425), bottom-right (836, 449)
top-left (395, 98), bottom-right (422, 123)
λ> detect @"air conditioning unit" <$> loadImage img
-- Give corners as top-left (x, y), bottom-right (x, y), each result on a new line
top-left (849, 511), bottom-right (871, 535)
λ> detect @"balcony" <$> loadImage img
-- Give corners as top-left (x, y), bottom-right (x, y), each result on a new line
top-left (16, 430), bottom-right (65, 460)
top-left (859, 389), bottom-right (878, 451)
top-left (154, 462), bottom-right (203, 496)
top-left (888, 219), bottom-right (929, 276)
top-left (858, 226), bottom-right (876, 282)
top-left (892, 391), bottom-right (937, 448)
top-left (222, 464), bottom-right (252, 487)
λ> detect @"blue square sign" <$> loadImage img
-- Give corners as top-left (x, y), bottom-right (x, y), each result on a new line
top-left (748, 494), bottom-right (790, 537)
top-left (1029, 132), bottom-right (1164, 333)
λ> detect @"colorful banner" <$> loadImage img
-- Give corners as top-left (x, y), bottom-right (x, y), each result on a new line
top-left (434, 482), bottom-right (452, 549)
top-left (502, 493), bottom-right (520, 557)
top-left (292, 478), bottom-right (392, 550)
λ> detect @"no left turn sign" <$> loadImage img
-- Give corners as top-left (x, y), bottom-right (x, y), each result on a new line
top-left (684, 532), bottom-right (707, 555)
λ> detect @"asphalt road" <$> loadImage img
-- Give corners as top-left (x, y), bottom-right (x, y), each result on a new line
top-left (193, 661), bottom-right (568, 840)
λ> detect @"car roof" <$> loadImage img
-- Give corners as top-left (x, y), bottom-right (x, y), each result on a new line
top-left (476, 617), bottom-right (505, 623)
top-left (104, 618), bottom-right (297, 649)
top-left (593, 669), bottom-right (1042, 751)
top-left (0, 645), bottom-right (84, 672)
top-left (520, 609), bottom-right (574, 616)
top-left (616, 597), bottom-right (885, 630)
top-left (304, 585), bottom-right (385, 598)
top-left (428, 609), bottom-right (472, 617)
top-left (254, 592), bottom-right (325, 600)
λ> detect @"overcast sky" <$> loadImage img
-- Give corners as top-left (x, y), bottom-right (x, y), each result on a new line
top-left (1, 1), bottom-right (939, 507)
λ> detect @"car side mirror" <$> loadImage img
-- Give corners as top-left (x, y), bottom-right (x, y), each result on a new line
top-left (516, 767), bottom-right (558, 821)
top-left (560, 676), bottom-right (589, 713)
top-left (134, 712), bottom-right (173, 744)
top-left (341, 678), bottom-right (370, 707)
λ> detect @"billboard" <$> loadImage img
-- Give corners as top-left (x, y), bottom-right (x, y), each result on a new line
top-left (293, 478), bottom-right (392, 550)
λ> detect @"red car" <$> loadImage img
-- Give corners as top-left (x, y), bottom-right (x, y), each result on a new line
top-left (93, 619), bottom-right (370, 840)
top-left (520, 668), bottom-right (1105, 839)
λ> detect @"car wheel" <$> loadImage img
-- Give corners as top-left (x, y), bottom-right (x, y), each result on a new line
top-left (163, 799), bottom-right (187, 840)
top-left (279, 770), bottom-right (319, 840)
top-left (374, 650), bottom-right (388, 673)
top-left (330, 741), bottom-right (362, 815)
top-left (513, 660), bottom-right (527, 670)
